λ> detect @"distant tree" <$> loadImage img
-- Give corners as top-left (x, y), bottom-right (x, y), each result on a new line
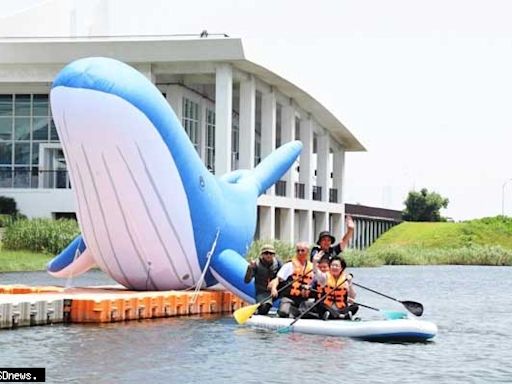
top-left (402, 188), bottom-right (449, 222)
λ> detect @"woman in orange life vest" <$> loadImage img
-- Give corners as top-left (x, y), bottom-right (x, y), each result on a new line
top-left (295, 254), bottom-right (331, 319)
top-left (270, 241), bottom-right (313, 318)
top-left (312, 254), bottom-right (358, 320)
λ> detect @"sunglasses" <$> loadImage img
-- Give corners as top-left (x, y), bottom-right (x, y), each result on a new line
top-left (262, 251), bottom-right (274, 255)
top-left (296, 248), bottom-right (308, 253)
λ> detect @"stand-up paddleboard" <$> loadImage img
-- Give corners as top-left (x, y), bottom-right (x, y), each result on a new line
top-left (245, 315), bottom-right (437, 342)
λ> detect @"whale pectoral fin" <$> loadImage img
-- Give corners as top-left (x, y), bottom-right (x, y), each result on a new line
top-left (251, 141), bottom-right (303, 195)
top-left (47, 235), bottom-right (96, 278)
top-left (210, 249), bottom-right (256, 304)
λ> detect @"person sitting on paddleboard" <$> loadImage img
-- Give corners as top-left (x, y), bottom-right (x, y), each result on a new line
top-left (270, 241), bottom-right (313, 318)
top-left (295, 254), bottom-right (331, 319)
top-left (310, 215), bottom-right (355, 262)
top-left (244, 243), bottom-right (283, 315)
top-left (312, 254), bottom-right (358, 320)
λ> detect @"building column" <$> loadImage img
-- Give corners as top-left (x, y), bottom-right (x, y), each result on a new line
top-left (134, 63), bottom-right (154, 83)
top-left (365, 220), bottom-right (370, 248)
top-left (332, 213), bottom-right (342, 241)
top-left (281, 102), bottom-right (295, 198)
top-left (352, 219), bottom-right (357, 249)
top-left (166, 84), bottom-right (183, 121)
top-left (315, 211), bottom-right (329, 235)
top-left (215, 64), bottom-right (233, 175)
top-left (317, 132), bottom-right (330, 202)
top-left (280, 208), bottom-right (294, 244)
top-left (299, 118), bottom-right (313, 200)
top-left (239, 75), bottom-right (256, 169)
top-left (258, 206), bottom-right (275, 240)
top-left (261, 89), bottom-right (276, 195)
top-left (333, 149), bottom-right (345, 204)
top-left (298, 210), bottom-right (313, 244)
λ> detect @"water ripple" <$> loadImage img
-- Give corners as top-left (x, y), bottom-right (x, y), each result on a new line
top-left (1, 266), bottom-right (511, 383)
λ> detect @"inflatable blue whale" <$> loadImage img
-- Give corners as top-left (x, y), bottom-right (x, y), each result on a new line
top-left (47, 57), bottom-right (302, 302)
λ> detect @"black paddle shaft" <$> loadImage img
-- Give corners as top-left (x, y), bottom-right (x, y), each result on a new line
top-left (257, 269), bottom-right (314, 307)
top-left (352, 282), bottom-right (424, 316)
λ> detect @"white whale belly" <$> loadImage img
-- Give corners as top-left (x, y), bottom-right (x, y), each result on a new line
top-left (50, 87), bottom-right (202, 290)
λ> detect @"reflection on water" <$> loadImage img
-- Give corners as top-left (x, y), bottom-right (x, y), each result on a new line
top-left (1, 266), bottom-right (512, 383)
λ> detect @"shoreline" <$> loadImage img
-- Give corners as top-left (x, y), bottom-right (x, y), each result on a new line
top-left (1, 248), bottom-right (511, 274)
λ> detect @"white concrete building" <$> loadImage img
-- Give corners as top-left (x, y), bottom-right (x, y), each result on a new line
top-left (0, 3), bottom-right (365, 245)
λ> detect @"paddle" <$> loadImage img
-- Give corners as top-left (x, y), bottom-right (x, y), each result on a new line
top-left (351, 282), bottom-right (424, 316)
top-left (353, 302), bottom-right (408, 320)
top-left (234, 270), bottom-right (313, 324)
top-left (277, 274), bottom-right (350, 334)
top-left (302, 287), bottom-right (408, 321)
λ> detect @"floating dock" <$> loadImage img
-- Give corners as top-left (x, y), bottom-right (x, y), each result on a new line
top-left (0, 285), bottom-right (246, 329)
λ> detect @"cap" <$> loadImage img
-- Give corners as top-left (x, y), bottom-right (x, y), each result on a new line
top-left (260, 244), bottom-right (276, 255)
top-left (316, 231), bottom-right (335, 245)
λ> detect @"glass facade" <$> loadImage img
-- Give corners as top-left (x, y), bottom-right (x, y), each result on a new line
top-left (206, 109), bottom-right (215, 173)
top-left (182, 98), bottom-right (200, 152)
top-left (0, 94), bottom-right (60, 188)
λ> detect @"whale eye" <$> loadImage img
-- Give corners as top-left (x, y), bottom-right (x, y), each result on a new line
top-left (199, 176), bottom-right (205, 190)
top-left (182, 274), bottom-right (190, 280)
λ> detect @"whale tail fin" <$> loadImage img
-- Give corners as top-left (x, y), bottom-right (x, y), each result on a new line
top-left (47, 235), bottom-right (96, 278)
top-left (250, 140), bottom-right (303, 196)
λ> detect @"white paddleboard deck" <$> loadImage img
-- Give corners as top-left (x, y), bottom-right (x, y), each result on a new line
top-left (246, 315), bottom-right (437, 342)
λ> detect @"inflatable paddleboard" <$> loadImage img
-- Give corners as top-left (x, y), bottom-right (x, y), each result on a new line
top-left (245, 315), bottom-right (437, 342)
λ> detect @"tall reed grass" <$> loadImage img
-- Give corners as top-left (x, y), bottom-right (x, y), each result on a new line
top-left (247, 240), bottom-right (512, 267)
top-left (3, 218), bottom-right (80, 255)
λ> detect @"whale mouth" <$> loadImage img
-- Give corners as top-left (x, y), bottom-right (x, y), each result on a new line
top-left (50, 85), bottom-right (202, 290)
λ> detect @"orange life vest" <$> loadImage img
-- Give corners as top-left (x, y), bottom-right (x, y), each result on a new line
top-left (315, 281), bottom-right (325, 300)
top-left (289, 258), bottom-right (313, 297)
top-left (323, 272), bottom-right (348, 309)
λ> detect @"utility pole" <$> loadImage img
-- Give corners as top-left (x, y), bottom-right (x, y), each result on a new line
top-left (502, 178), bottom-right (512, 216)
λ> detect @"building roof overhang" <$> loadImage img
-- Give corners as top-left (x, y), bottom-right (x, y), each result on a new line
top-left (0, 36), bottom-right (365, 151)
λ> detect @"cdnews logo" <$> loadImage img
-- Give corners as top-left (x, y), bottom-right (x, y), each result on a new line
top-left (0, 368), bottom-right (45, 382)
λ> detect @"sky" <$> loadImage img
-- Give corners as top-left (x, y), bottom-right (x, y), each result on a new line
top-left (3, 0), bottom-right (512, 221)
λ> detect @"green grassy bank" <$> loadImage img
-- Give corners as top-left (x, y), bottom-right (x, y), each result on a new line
top-left (0, 249), bottom-right (54, 272)
top-left (2, 216), bottom-right (511, 273)
top-left (359, 216), bottom-right (512, 266)
top-left (250, 217), bottom-right (512, 267)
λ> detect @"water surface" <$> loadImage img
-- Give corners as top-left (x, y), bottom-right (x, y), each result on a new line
top-left (1, 266), bottom-right (511, 383)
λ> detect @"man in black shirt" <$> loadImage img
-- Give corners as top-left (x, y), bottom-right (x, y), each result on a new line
top-left (244, 244), bottom-right (283, 315)
top-left (310, 215), bottom-right (355, 261)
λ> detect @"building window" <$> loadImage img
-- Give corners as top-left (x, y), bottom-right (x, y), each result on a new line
top-left (0, 94), bottom-right (59, 188)
top-left (254, 92), bottom-right (262, 166)
top-left (206, 109), bottom-right (215, 173)
top-left (276, 180), bottom-right (287, 197)
top-left (276, 104), bottom-right (282, 148)
top-left (231, 116), bottom-right (239, 170)
top-left (182, 98), bottom-right (200, 152)
top-left (313, 185), bottom-right (322, 201)
top-left (295, 116), bottom-right (301, 140)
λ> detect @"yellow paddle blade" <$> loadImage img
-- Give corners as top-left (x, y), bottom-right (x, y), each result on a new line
top-left (233, 303), bottom-right (260, 324)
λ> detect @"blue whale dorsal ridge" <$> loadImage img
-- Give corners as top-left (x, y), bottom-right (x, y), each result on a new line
top-left (48, 57), bottom-right (303, 303)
